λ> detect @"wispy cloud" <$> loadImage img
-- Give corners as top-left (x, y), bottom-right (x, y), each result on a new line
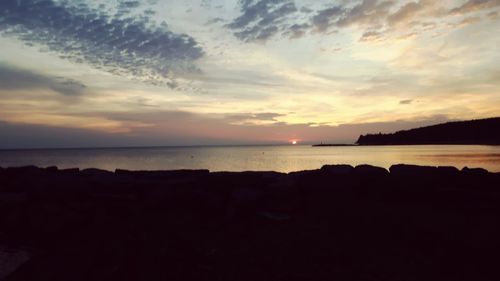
top-left (450, 0), bottom-right (500, 15)
top-left (224, 112), bottom-right (286, 124)
top-left (399, 99), bottom-right (414, 105)
top-left (0, 63), bottom-right (85, 96)
top-left (0, 111), bottom-right (455, 148)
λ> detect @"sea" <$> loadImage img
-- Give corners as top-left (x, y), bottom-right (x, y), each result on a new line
top-left (1, 145), bottom-right (500, 173)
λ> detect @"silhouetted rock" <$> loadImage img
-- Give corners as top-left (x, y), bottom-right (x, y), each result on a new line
top-left (115, 169), bottom-right (209, 180)
top-left (5, 166), bottom-right (42, 176)
top-left (461, 166), bottom-right (489, 175)
top-left (0, 164), bottom-right (499, 281)
top-left (44, 166), bottom-right (58, 173)
top-left (354, 164), bottom-right (389, 178)
top-left (389, 164), bottom-right (437, 176)
top-left (59, 168), bottom-right (79, 175)
top-left (81, 168), bottom-right (113, 177)
top-left (436, 166), bottom-right (460, 175)
top-left (320, 164), bottom-right (354, 175)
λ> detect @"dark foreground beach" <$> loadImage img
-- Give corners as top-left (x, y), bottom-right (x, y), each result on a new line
top-left (1, 164), bottom-right (500, 281)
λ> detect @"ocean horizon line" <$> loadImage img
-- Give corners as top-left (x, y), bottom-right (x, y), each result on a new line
top-left (0, 143), bottom-right (321, 151)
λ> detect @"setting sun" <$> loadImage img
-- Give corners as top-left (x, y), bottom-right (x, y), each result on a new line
top-left (291, 140), bottom-right (298, 145)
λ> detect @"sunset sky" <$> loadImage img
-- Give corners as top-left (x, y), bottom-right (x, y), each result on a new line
top-left (0, 0), bottom-right (499, 148)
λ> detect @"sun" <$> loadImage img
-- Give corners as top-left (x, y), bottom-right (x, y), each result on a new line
top-left (291, 140), bottom-right (298, 145)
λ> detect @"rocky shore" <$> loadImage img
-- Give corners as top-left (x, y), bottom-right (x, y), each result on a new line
top-left (1, 164), bottom-right (500, 281)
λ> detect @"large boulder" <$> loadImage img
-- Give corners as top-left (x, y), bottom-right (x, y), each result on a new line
top-left (59, 168), bottom-right (80, 175)
top-left (5, 166), bottom-right (43, 176)
top-left (354, 164), bottom-right (389, 178)
top-left (461, 166), bottom-right (489, 176)
top-left (389, 164), bottom-right (437, 177)
top-left (115, 169), bottom-right (209, 180)
top-left (44, 166), bottom-right (58, 173)
top-left (436, 166), bottom-right (460, 176)
top-left (81, 168), bottom-right (113, 177)
top-left (320, 164), bottom-right (354, 175)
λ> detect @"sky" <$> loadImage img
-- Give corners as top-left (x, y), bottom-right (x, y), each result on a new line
top-left (0, 0), bottom-right (499, 148)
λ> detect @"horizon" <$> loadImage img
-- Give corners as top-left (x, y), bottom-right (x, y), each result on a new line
top-left (1, 0), bottom-right (499, 148)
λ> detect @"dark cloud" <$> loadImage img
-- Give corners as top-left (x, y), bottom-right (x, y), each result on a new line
top-left (388, 2), bottom-right (422, 26)
top-left (487, 10), bottom-right (499, 19)
top-left (225, 112), bottom-right (286, 123)
top-left (143, 9), bottom-right (156, 16)
top-left (284, 23), bottom-right (311, 39)
top-left (450, 0), bottom-right (500, 15)
top-left (228, 0), bottom-right (397, 42)
top-left (0, 121), bottom-right (167, 149)
top-left (115, 0), bottom-right (142, 16)
top-left (359, 30), bottom-right (385, 42)
top-left (0, 0), bottom-right (204, 86)
top-left (338, 0), bottom-right (394, 27)
top-left (50, 78), bottom-right (86, 97)
top-left (311, 6), bottom-right (343, 32)
top-left (227, 0), bottom-right (499, 43)
top-left (399, 99), bottom-right (414, 105)
top-left (118, 1), bottom-right (141, 10)
top-left (228, 0), bottom-right (298, 42)
top-left (0, 63), bottom-right (85, 96)
top-left (311, 0), bottom-right (394, 32)
top-left (206, 17), bottom-right (225, 25)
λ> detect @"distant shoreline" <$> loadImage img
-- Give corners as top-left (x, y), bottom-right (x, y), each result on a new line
top-left (356, 117), bottom-right (500, 145)
top-left (312, 144), bottom-right (358, 147)
top-left (312, 143), bottom-right (500, 147)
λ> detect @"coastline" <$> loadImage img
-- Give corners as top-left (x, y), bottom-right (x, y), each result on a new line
top-left (1, 164), bottom-right (500, 280)
top-left (313, 143), bottom-right (500, 146)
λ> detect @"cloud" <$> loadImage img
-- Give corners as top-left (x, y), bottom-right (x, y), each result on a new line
top-left (0, 121), bottom-right (147, 149)
top-left (227, 0), bottom-right (500, 43)
top-left (399, 99), bottom-right (414, 105)
top-left (206, 17), bottom-right (225, 25)
top-left (227, 0), bottom-right (298, 42)
top-left (0, 63), bottom-right (85, 96)
top-left (224, 112), bottom-right (286, 124)
top-left (118, 0), bottom-right (141, 10)
top-left (337, 0), bottom-right (394, 27)
top-left (450, 0), bottom-right (500, 15)
top-left (388, 2), bottom-right (423, 26)
top-left (488, 10), bottom-right (499, 19)
top-left (359, 30), bottom-right (385, 42)
top-left (0, 0), bottom-right (204, 86)
top-left (311, 6), bottom-right (343, 32)
top-left (227, 0), bottom-right (400, 42)
top-left (0, 112), bottom-right (453, 149)
top-left (283, 23), bottom-right (311, 39)
top-left (311, 0), bottom-right (395, 32)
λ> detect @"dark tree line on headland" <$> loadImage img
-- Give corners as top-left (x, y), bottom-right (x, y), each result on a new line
top-left (357, 117), bottom-right (500, 145)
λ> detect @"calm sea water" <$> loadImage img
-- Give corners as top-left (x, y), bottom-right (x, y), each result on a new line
top-left (1, 145), bottom-right (500, 172)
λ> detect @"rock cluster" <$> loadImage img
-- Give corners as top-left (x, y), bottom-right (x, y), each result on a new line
top-left (1, 164), bottom-right (499, 281)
